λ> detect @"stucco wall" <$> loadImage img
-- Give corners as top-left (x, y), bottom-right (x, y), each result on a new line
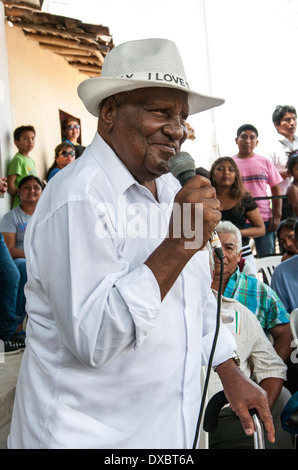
top-left (0, 2), bottom-right (13, 216)
top-left (5, 22), bottom-right (97, 182)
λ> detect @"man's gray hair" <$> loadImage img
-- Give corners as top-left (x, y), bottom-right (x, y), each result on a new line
top-left (216, 221), bottom-right (242, 253)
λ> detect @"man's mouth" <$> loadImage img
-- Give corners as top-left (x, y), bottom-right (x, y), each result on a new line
top-left (155, 143), bottom-right (177, 155)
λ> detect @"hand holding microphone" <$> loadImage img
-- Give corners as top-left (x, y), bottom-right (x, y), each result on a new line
top-left (168, 151), bottom-right (224, 259)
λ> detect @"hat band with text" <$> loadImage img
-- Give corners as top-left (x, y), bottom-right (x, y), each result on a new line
top-left (116, 72), bottom-right (190, 90)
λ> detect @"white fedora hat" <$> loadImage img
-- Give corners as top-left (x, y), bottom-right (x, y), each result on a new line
top-left (77, 38), bottom-right (224, 117)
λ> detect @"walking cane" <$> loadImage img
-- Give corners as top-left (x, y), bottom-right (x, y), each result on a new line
top-left (203, 390), bottom-right (265, 449)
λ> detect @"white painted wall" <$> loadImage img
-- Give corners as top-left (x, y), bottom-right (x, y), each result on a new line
top-left (1, 12), bottom-right (98, 217)
top-left (0, 2), bottom-right (13, 217)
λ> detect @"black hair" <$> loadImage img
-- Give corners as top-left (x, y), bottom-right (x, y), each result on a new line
top-left (13, 125), bottom-right (36, 141)
top-left (18, 175), bottom-right (43, 190)
top-left (272, 105), bottom-right (297, 125)
top-left (61, 117), bottom-right (80, 134)
top-left (276, 217), bottom-right (297, 240)
top-left (47, 142), bottom-right (75, 181)
top-left (236, 124), bottom-right (258, 138)
top-left (286, 150), bottom-right (298, 174)
top-left (209, 156), bottom-right (247, 204)
top-left (294, 220), bottom-right (298, 241)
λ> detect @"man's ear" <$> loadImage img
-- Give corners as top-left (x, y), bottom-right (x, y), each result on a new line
top-left (98, 96), bottom-right (118, 133)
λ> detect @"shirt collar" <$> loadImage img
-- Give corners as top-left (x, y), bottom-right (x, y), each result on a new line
top-left (89, 132), bottom-right (136, 195)
top-left (88, 132), bottom-right (180, 203)
top-left (277, 132), bottom-right (298, 145)
top-left (212, 289), bottom-right (238, 304)
top-left (230, 266), bottom-right (241, 282)
top-left (224, 266), bottom-right (240, 296)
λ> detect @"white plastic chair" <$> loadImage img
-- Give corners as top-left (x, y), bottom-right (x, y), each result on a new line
top-left (255, 255), bottom-right (282, 285)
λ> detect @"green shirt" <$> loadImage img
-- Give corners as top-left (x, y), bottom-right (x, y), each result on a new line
top-left (8, 152), bottom-right (37, 207)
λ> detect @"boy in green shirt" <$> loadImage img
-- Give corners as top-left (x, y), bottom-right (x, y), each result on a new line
top-left (8, 125), bottom-right (37, 207)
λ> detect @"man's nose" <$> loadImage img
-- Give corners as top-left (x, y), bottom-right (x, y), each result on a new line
top-left (163, 118), bottom-right (185, 140)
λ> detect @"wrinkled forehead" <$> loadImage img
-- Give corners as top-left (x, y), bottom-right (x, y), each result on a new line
top-left (219, 231), bottom-right (238, 247)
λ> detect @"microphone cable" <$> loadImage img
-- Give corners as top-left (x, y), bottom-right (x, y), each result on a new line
top-left (167, 150), bottom-right (225, 449)
top-left (192, 250), bottom-right (224, 449)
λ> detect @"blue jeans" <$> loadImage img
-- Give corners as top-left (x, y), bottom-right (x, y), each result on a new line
top-left (14, 258), bottom-right (27, 325)
top-left (254, 221), bottom-right (276, 257)
top-left (0, 233), bottom-right (20, 341)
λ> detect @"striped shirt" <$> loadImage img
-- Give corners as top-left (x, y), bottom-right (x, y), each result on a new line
top-left (223, 267), bottom-right (290, 334)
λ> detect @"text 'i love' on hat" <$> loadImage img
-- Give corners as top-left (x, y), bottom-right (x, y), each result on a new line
top-left (77, 38), bottom-right (225, 117)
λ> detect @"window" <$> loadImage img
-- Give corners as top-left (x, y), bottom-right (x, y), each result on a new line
top-left (59, 110), bottom-right (82, 144)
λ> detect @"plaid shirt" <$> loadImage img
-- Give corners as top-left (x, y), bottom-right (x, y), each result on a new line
top-left (223, 267), bottom-right (290, 335)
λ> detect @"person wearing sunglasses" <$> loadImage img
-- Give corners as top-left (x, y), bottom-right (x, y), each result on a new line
top-left (47, 143), bottom-right (75, 181)
top-left (62, 117), bottom-right (85, 158)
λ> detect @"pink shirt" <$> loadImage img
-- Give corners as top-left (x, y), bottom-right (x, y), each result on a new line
top-left (232, 154), bottom-right (283, 221)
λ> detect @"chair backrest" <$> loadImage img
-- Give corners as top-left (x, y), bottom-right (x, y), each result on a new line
top-left (255, 255), bottom-right (282, 285)
top-left (290, 308), bottom-right (298, 341)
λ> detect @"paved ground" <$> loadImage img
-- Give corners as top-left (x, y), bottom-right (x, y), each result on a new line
top-left (0, 351), bottom-right (23, 449)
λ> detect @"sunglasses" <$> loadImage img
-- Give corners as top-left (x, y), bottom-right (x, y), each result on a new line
top-left (60, 151), bottom-right (75, 157)
top-left (66, 125), bottom-right (80, 130)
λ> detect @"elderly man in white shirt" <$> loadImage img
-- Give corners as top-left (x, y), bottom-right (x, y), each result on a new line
top-left (8, 38), bottom-right (274, 449)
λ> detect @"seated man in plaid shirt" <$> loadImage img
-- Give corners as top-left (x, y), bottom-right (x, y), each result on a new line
top-left (211, 221), bottom-right (296, 393)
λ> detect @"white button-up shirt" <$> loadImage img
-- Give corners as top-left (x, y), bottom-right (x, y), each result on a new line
top-left (9, 132), bottom-right (235, 449)
top-left (267, 133), bottom-right (298, 194)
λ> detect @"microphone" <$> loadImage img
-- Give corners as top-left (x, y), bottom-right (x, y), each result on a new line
top-left (168, 151), bottom-right (224, 260)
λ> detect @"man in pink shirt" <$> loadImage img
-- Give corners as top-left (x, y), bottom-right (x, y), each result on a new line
top-left (233, 124), bottom-right (283, 257)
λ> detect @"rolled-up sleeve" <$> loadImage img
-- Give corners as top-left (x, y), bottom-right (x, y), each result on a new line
top-left (202, 320), bottom-right (237, 368)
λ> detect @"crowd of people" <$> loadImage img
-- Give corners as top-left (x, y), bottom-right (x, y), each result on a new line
top-left (0, 37), bottom-right (297, 449)
top-left (0, 118), bottom-right (84, 354)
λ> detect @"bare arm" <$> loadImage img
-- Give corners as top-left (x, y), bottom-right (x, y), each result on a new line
top-left (259, 377), bottom-right (284, 411)
top-left (268, 184), bottom-right (282, 232)
top-left (270, 323), bottom-right (293, 362)
top-left (145, 176), bottom-right (221, 300)
top-left (2, 232), bottom-right (25, 259)
top-left (7, 174), bottom-right (17, 197)
top-left (0, 177), bottom-right (8, 195)
top-left (240, 207), bottom-right (265, 239)
top-left (286, 184), bottom-right (298, 216)
top-left (217, 359), bottom-right (275, 443)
